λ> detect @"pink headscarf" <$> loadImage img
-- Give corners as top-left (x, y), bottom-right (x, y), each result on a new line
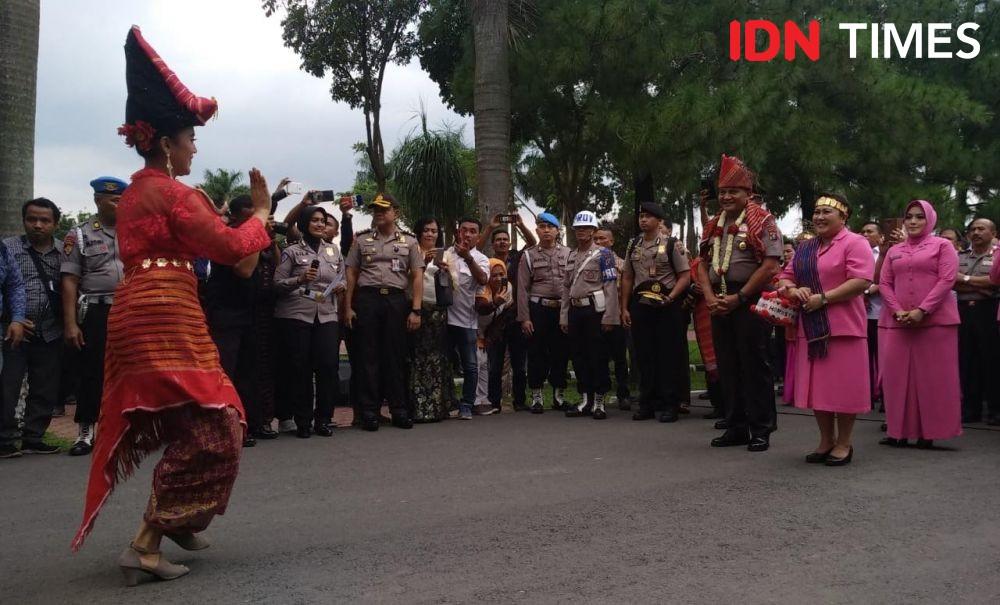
top-left (904, 199), bottom-right (938, 244)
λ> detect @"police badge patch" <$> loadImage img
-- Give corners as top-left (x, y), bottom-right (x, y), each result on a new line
top-left (63, 230), bottom-right (77, 255)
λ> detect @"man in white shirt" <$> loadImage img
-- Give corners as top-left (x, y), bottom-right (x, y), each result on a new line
top-left (860, 222), bottom-right (883, 406)
top-left (446, 218), bottom-right (490, 419)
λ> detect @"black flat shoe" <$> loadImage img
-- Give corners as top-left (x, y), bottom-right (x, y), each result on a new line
top-left (242, 436), bottom-right (257, 447)
top-left (747, 437), bottom-right (769, 452)
top-left (711, 432), bottom-right (750, 447)
top-left (658, 410), bottom-right (679, 423)
top-left (879, 437), bottom-right (907, 447)
top-left (513, 402), bottom-right (530, 412)
top-left (825, 446), bottom-right (854, 466)
top-left (805, 448), bottom-right (834, 463)
top-left (313, 423), bottom-right (334, 437)
top-left (632, 410), bottom-right (655, 421)
top-left (295, 426), bottom-right (311, 439)
top-left (915, 439), bottom-right (934, 449)
top-left (714, 419), bottom-right (729, 430)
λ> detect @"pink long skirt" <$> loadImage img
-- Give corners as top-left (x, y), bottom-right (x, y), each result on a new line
top-left (783, 339), bottom-right (797, 404)
top-left (793, 336), bottom-right (871, 414)
top-left (878, 326), bottom-right (962, 441)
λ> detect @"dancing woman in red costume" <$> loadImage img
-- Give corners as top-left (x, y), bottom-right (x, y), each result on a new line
top-left (71, 27), bottom-right (272, 586)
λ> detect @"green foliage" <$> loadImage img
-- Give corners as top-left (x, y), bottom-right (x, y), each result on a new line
top-left (388, 118), bottom-right (475, 233)
top-left (263, 0), bottom-right (424, 190)
top-left (197, 169), bottom-right (249, 208)
top-left (418, 0), bottom-right (1000, 234)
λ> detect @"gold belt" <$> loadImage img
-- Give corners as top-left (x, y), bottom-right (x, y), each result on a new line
top-left (139, 258), bottom-right (194, 271)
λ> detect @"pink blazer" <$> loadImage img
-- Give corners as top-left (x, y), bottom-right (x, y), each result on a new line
top-left (878, 236), bottom-right (959, 328)
top-left (779, 228), bottom-right (874, 338)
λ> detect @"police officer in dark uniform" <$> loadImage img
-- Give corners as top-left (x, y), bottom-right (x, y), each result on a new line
top-left (517, 212), bottom-right (571, 413)
top-left (61, 177), bottom-right (126, 456)
top-left (954, 218), bottom-right (1000, 424)
top-left (345, 193), bottom-right (425, 431)
top-left (621, 202), bottom-right (691, 423)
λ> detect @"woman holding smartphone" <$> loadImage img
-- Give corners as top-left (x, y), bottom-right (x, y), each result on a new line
top-left (407, 217), bottom-right (456, 422)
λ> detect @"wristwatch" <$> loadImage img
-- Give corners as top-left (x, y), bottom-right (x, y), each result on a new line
top-left (963, 274), bottom-right (972, 283)
top-left (410, 308), bottom-right (421, 315)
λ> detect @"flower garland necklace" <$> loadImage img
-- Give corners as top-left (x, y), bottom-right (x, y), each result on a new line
top-left (711, 207), bottom-right (747, 295)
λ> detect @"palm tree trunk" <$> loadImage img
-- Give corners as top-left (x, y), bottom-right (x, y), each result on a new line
top-left (0, 0), bottom-right (40, 236)
top-left (472, 0), bottom-right (512, 224)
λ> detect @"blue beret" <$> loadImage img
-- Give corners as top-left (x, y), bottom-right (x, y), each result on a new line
top-left (537, 212), bottom-right (560, 228)
top-left (90, 176), bottom-right (128, 195)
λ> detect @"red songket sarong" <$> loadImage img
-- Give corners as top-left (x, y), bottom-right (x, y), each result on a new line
top-left (72, 168), bottom-right (270, 551)
top-left (688, 258), bottom-right (718, 380)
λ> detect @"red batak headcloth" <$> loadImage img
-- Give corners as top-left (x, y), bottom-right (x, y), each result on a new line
top-left (717, 154), bottom-right (754, 191)
top-left (118, 25), bottom-right (218, 151)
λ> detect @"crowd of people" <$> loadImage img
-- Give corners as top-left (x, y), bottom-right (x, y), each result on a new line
top-left (2, 158), bottom-right (996, 463)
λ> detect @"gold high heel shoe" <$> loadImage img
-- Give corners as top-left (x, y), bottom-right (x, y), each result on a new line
top-left (165, 532), bottom-right (210, 551)
top-left (118, 542), bottom-right (190, 586)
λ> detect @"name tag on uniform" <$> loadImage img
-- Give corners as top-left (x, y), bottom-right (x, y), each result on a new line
top-left (83, 242), bottom-right (110, 256)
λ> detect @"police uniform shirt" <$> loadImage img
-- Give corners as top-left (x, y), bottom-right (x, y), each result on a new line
top-left (516, 243), bottom-right (570, 322)
top-left (274, 241), bottom-right (345, 323)
top-left (60, 221), bottom-right (123, 294)
top-left (561, 243), bottom-right (620, 326)
top-left (704, 215), bottom-right (783, 285)
top-left (624, 236), bottom-right (691, 291)
top-left (957, 247), bottom-right (999, 302)
top-left (345, 228), bottom-right (424, 290)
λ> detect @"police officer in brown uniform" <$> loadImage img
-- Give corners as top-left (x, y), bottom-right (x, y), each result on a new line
top-left (273, 205), bottom-right (346, 438)
top-left (560, 211), bottom-right (620, 419)
top-left (61, 177), bottom-right (126, 456)
top-left (697, 155), bottom-right (783, 452)
top-left (345, 193), bottom-right (425, 431)
top-left (621, 202), bottom-right (692, 423)
top-left (517, 212), bottom-right (571, 413)
top-left (954, 218), bottom-right (1000, 424)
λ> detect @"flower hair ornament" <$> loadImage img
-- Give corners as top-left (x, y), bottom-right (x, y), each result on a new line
top-left (117, 121), bottom-right (156, 152)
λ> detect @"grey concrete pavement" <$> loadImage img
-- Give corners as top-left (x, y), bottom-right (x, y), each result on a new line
top-left (2, 406), bottom-right (999, 604)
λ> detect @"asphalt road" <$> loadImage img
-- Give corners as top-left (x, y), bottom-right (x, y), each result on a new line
top-left (2, 405), bottom-right (999, 604)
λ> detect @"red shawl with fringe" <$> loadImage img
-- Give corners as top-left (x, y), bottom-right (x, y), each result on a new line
top-left (72, 168), bottom-right (270, 551)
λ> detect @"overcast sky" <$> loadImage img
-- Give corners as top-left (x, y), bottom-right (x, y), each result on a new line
top-left (34, 0), bottom-right (799, 236)
top-left (33, 0), bottom-right (474, 228)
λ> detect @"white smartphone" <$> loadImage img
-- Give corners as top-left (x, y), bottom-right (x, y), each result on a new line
top-left (285, 181), bottom-right (304, 195)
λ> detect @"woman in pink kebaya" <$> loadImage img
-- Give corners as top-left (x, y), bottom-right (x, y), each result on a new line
top-left (878, 200), bottom-right (962, 448)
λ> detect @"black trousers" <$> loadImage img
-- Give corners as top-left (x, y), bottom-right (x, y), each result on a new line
top-left (354, 288), bottom-right (408, 420)
top-left (526, 301), bottom-right (568, 390)
top-left (603, 325), bottom-right (631, 399)
top-left (0, 336), bottom-right (62, 446)
top-left (958, 299), bottom-right (1000, 420)
top-left (211, 321), bottom-right (262, 430)
top-left (567, 306), bottom-right (611, 395)
top-left (867, 318), bottom-right (880, 400)
top-left (487, 320), bottom-right (527, 408)
top-left (711, 301), bottom-right (776, 439)
top-left (278, 318), bottom-right (340, 428)
top-left (73, 302), bottom-right (110, 425)
top-left (632, 301), bottom-right (688, 413)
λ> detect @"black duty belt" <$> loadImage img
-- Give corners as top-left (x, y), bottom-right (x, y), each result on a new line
top-left (360, 286), bottom-right (404, 296)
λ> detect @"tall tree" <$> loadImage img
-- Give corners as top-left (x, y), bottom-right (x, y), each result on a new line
top-left (471, 0), bottom-right (512, 223)
top-left (0, 0), bottom-right (40, 236)
top-left (389, 116), bottom-right (473, 233)
top-left (263, 0), bottom-right (423, 191)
